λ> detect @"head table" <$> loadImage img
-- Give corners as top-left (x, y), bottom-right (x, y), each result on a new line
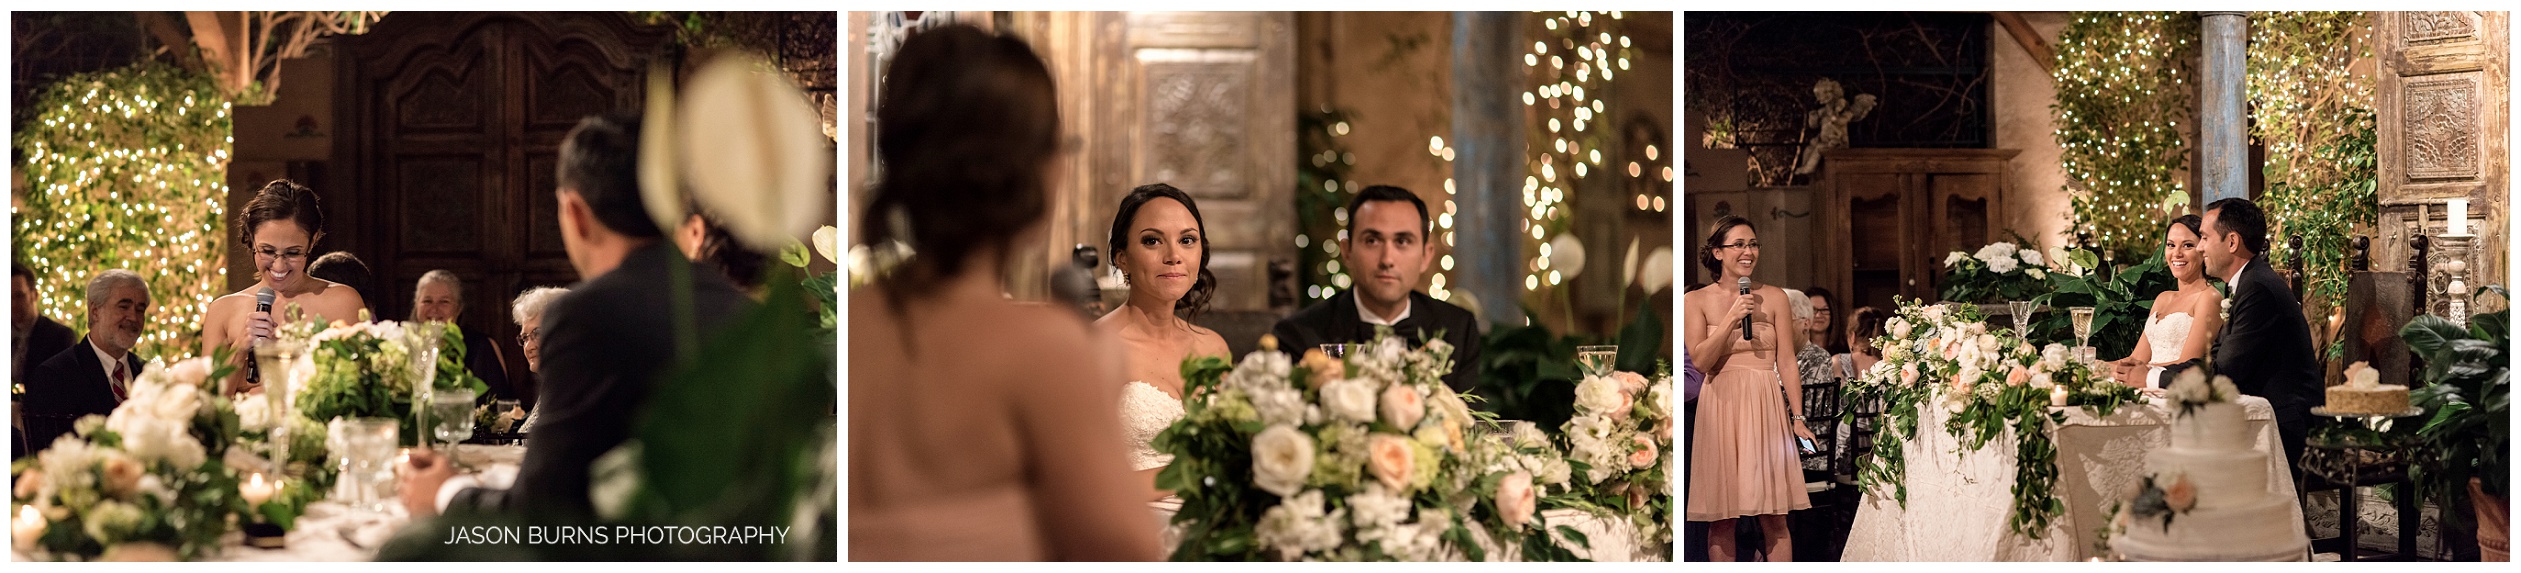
top-left (1149, 500), bottom-right (1664, 561)
top-left (1840, 395), bottom-right (2305, 561)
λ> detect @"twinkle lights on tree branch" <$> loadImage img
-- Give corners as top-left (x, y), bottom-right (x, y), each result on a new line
top-left (2247, 12), bottom-right (2377, 323)
top-left (1296, 108), bottom-right (1361, 301)
top-left (2052, 12), bottom-right (2197, 261)
top-left (1519, 11), bottom-right (1641, 297)
top-left (13, 61), bottom-right (233, 359)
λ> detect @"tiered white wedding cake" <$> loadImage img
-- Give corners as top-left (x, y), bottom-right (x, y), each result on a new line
top-left (2111, 382), bottom-right (2309, 561)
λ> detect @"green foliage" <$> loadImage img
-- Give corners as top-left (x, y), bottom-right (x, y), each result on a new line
top-left (2027, 249), bottom-right (2179, 359)
top-left (1478, 311), bottom-right (1585, 432)
top-left (2248, 12), bottom-right (2376, 320)
top-left (1295, 108), bottom-right (1360, 304)
top-left (13, 60), bottom-right (231, 359)
top-left (2053, 12), bottom-right (2198, 260)
top-left (2402, 286), bottom-right (2510, 508)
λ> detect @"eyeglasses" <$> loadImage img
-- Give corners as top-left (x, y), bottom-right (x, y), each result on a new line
top-left (517, 328), bottom-right (541, 347)
top-left (253, 247), bottom-right (309, 262)
top-left (1717, 241), bottom-right (1761, 251)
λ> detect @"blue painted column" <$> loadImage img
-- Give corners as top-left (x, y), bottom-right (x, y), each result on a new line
top-left (1451, 11), bottom-right (1525, 324)
top-left (2200, 12), bottom-right (2249, 204)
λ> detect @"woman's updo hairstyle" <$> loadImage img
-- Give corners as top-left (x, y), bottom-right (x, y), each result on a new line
top-left (239, 179), bottom-right (325, 247)
top-left (1106, 183), bottom-right (1217, 319)
top-left (1698, 214), bottom-right (1755, 275)
top-left (859, 25), bottom-right (1062, 304)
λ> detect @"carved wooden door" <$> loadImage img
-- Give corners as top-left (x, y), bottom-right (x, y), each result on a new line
top-left (332, 12), bottom-right (666, 386)
top-left (2376, 11), bottom-right (2508, 314)
top-left (1058, 12), bottom-right (1296, 313)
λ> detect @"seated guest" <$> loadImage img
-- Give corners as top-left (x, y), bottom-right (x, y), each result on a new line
top-left (398, 112), bottom-right (756, 518)
top-left (411, 269), bottom-right (516, 404)
top-left (506, 286), bottom-right (572, 433)
top-left (307, 251), bottom-right (380, 313)
top-left (1270, 185), bottom-right (1483, 392)
top-left (15, 262), bottom-right (80, 459)
top-left (21, 269), bottom-right (151, 453)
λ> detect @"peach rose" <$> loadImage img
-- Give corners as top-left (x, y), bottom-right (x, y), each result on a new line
top-left (1299, 349), bottom-right (1344, 389)
top-left (2006, 366), bottom-right (2030, 387)
top-left (101, 454), bottom-right (145, 499)
top-left (1368, 434), bottom-right (1416, 492)
top-left (1613, 371), bottom-right (1650, 398)
top-left (1628, 434), bottom-right (1659, 469)
top-left (14, 468), bottom-right (44, 499)
top-left (1901, 363), bottom-right (1921, 387)
top-left (1496, 471), bottom-right (1537, 530)
top-left (2164, 474), bottom-right (2197, 512)
top-left (1380, 385), bottom-right (1426, 430)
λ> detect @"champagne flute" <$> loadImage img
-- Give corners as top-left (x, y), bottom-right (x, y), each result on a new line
top-left (1576, 345), bottom-right (1620, 379)
top-left (2008, 300), bottom-right (2037, 336)
top-left (2069, 306), bottom-right (2096, 350)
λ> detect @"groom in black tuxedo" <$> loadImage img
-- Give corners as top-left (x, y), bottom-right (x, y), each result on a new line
top-left (2176, 197), bottom-right (2322, 467)
top-left (1271, 185), bottom-right (1482, 393)
top-left (400, 113), bottom-right (755, 518)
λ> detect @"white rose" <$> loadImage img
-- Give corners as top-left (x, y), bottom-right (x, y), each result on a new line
top-left (2346, 361), bottom-right (2380, 389)
top-left (2030, 371), bottom-right (2055, 389)
top-left (1251, 425), bottom-right (1317, 497)
top-left (2169, 367), bottom-right (2211, 403)
top-left (1322, 379), bottom-right (1378, 423)
top-left (1944, 251), bottom-right (1970, 268)
top-left (2210, 375), bottom-right (2240, 402)
top-left (1252, 385), bottom-right (1307, 427)
top-left (1888, 317), bottom-right (1913, 339)
top-left (1977, 334), bottom-right (2001, 356)
top-left (2019, 248), bottom-right (2045, 266)
top-left (236, 396), bottom-right (273, 431)
top-left (1983, 255), bottom-right (2020, 274)
top-left (1574, 375), bottom-right (1626, 418)
top-left (1379, 384), bottom-right (1427, 429)
top-left (1346, 482), bottom-right (1412, 533)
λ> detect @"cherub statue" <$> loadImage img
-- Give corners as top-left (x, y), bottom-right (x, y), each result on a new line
top-left (1797, 78), bottom-right (1877, 175)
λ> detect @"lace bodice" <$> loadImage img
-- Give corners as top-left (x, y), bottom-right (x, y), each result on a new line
top-left (1120, 381), bottom-right (1186, 471)
top-left (2143, 312), bottom-right (2194, 365)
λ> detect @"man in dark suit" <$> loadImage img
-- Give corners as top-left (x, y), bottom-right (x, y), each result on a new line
top-left (20, 269), bottom-right (151, 455)
top-left (1271, 185), bottom-right (1483, 393)
top-left (399, 113), bottom-right (754, 519)
top-left (2179, 197), bottom-right (2323, 467)
top-left (14, 262), bottom-right (81, 459)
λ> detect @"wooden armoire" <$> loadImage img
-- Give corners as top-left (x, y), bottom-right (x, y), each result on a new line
top-left (329, 12), bottom-right (669, 388)
top-left (1818, 148), bottom-right (2018, 312)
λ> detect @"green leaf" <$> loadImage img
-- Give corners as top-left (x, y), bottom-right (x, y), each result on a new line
top-left (2402, 315), bottom-right (2470, 356)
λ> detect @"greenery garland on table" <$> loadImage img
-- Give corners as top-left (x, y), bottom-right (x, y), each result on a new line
top-left (12, 60), bottom-right (231, 359)
top-left (2247, 12), bottom-right (2378, 345)
top-left (1843, 298), bottom-right (2142, 538)
top-left (2052, 12), bottom-right (2198, 262)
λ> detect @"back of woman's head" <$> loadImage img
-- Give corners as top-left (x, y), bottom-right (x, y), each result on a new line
top-left (862, 25), bottom-right (1061, 295)
top-left (1106, 183), bottom-right (1217, 318)
top-left (1848, 306), bottom-right (1889, 353)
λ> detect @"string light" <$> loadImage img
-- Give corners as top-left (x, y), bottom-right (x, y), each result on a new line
top-left (17, 62), bottom-right (231, 359)
top-left (2056, 12), bottom-right (2195, 259)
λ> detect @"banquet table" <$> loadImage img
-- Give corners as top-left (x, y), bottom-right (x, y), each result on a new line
top-left (185, 444), bottom-right (524, 562)
top-left (1150, 503), bottom-right (1664, 561)
top-left (1840, 395), bottom-right (2305, 561)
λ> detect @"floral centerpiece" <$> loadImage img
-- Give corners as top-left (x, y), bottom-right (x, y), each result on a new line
top-left (1844, 297), bottom-right (2142, 537)
top-left (1941, 240), bottom-right (2051, 304)
top-left (8, 357), bottom-right (263, 560)
top-left (1558, 368), bottom-right (1673, 553)
top-left (1153, 329), bottom-right (1590, 561)
top-left (280, 317), bottom-right (487, 445)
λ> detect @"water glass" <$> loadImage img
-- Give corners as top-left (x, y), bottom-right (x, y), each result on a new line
top-left (338, 418), bottom-right (400, 512)
top-left (430, 388), bottom-right (478, 446)
top-left (492, 399), bottom-right (522, 433)
top-left (1575, 345), bottom-right (1620, 378)
top-left (1319, 344), bottom-right (1351, 359)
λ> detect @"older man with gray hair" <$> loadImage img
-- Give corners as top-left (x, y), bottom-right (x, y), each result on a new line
top-left (21, 269), bottom-right (153, 454)
top-left (411, 269), bottom-right (514, 406)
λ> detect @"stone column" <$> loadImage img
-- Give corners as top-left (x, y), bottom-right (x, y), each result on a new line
top-left (2200, 12), bottom-right (2249, 204)
top-left (1450, 11), bottom-right (1524, 322)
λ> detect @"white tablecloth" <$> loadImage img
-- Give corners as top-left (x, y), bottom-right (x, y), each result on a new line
top-left (1841, 396), bottom-right (2304, 561)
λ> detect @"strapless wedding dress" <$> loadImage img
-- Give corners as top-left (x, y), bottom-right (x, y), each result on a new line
top-left (1120, 381), bottom-right (1186, 471)
top-left (2140, 312), bottom-right (2193, 389)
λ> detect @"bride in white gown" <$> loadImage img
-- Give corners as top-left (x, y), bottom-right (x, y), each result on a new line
top-left (1097, 183), bottom-right (1231, 497)
top-left (2111, 214), bottom-right (2226, 389)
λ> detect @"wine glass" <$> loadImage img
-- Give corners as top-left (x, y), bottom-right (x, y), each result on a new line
top-left (2008, 301), bottom-right (2037, 336)
top-left (1319, 344), bottom-right (1352, 359)
top-left (2069, 306), bottom-right (2097, 350)
top-left (430, 388), bottom-right (477, 448)
top-left (1576, 345), bottom-right (1620, 379)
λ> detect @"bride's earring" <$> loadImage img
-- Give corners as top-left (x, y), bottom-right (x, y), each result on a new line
top-left (1113, 266), bottom-right (1130, 288)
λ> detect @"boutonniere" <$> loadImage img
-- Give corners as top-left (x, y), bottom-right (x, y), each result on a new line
top-left (2219, 298), bottom-right (2232, 322)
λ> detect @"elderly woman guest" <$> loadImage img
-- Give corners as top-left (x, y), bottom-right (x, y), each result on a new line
top-left (412, 270), bottom-right (514, 404)
top-left (1783, 289), bottom-right (1832, 388)
top-left (506, 286), bottom-right (570, 434)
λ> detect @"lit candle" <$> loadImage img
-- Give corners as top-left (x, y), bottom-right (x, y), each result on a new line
top-left (240, 473), bottom-right (275, 507)
top-left (2447, 199), bottom-right (2467, 235)
top-left (12, 505), bottom-right (44, 551)
top-left (2051, 386), bottom-right (2071, 407)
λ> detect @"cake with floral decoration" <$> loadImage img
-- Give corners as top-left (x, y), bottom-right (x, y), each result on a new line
top-left (2323, 361), bottom-right (2409, 416)
top-left (2110, 367), bottom-right (2308, 562)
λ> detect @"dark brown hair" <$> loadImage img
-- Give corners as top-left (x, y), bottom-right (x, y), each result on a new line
top-left (860, 24), bottom-right (1061, 309)
top-left (1805, 286), bottom-right (1845, 354)
top-left (1848, 306), bottom-right (1889, 357)
top-left (1699, 214), bottom-right (1755, 275)
top-left (1107, 183), bottom-right (1217, 319)
top-left (239, 179), bottom-right (325, 247)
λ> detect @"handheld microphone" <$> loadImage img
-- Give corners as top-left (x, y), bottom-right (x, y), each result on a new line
top-left (251, 287), bottom-right (275, 385)
top-left (1737, 277), bottom-right (1754, 341)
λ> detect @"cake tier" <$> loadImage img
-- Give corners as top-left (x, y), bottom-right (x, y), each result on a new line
top-left (2325, 385), bottom-right (2410, 415)
top-left (2144, 449), bottom-right (2270, 510)
top-left (2170, 402), bottom-right (2251, 451)
top-left (2113, 494), bottom-right (2308, 562)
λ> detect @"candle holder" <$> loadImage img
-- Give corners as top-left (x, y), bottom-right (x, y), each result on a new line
top-left (2432, 230), bottom-right (2476, 327)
